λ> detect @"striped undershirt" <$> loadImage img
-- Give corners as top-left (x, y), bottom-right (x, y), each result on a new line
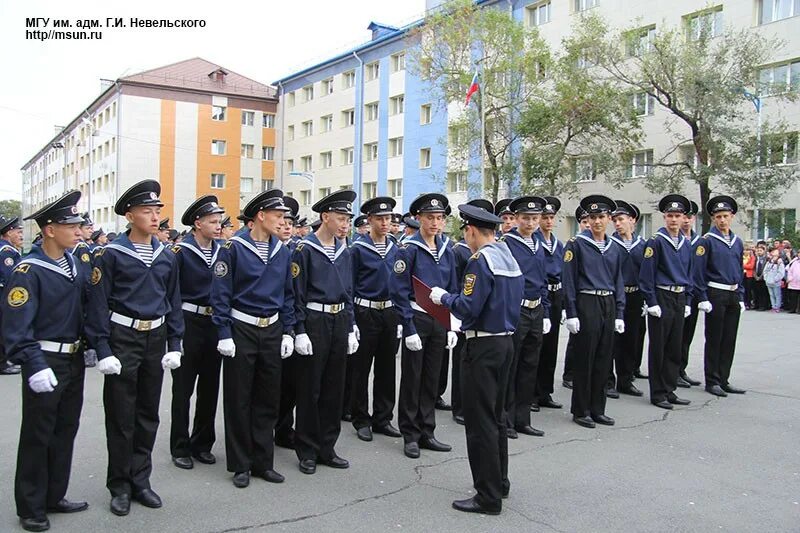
top-left (56, 256), bottom-right (72, 278)
top-left (254, 241), bottom-right (270, 264)
top-left (133, 243), bottom-right (154, 267)
top-left (522, 236), bottom-right (537, 253)
top-left (594, 240), bottom-right (607, 253)
top-left (622, 239), bottom-right (634, 252)
top-left (374, 241), bottom-right (387, 258)
top-left (722, 233), bottom-right (732, 244)
top-left (324, 245), bottom-right (336, 261)
top-left (540, 239), bottom-right (554, 254)
top-left (429, 246), bottom-right (439, 263)
top-left (200, 246), bottom-right (213, 266)
top-left (671, 236), bottom-right (680, 247)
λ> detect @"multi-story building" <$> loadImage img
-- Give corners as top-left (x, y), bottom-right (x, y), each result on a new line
top-left (21, 57), bottom-right (278, 242)
top-left (275, 0), bottom-right (800, 240)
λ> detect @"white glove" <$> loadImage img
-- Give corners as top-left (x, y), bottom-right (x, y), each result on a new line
top-left (430, 287), bottom-right (447, 306)
top-left (397, 325), bottom-right (403, 339)
top-left (615, 319), bottom-right (625, 334)
top-left (446, 331), bottom-right (458, 349)
top-left (97, 355), bottom-right (122, 375)
top-left (684, 305), bottom-right (691, 318)
top-left (697, 301), bottom-right (712, 313)
top-left (353, 325), bottom-right (361, 341)
top-left (161, 351), bottom-right (182, 370)
top-left (217, 338), bottom-right (236, 357)
top-left (560, 309), bottom-right (567, 325)
top-left (565, 317), bottom-right (580, 335)
top-left (542, 318), bottom-right (552, 335)
top-left (405, 334), bottom-right (423, 351)
top-left (28, 368), bottom-right (58, 393)
top-left (347, 332), bottom-right (359, 355)
top-left (739, 301), bottom-right (746, 312)
top-left (646, 305), bottom-right (662, 318)
top-left (295, 333), bottom-right (313, 356)
top-left (281, 335), bottom-right (294, 359)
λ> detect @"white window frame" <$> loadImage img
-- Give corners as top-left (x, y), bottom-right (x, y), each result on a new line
top-left (262, 146), bottom-right (275, 161)
top-left (241, 143), bottom-right (254, 159)
top-left (625, 150), bottom-right (654, 178)
top-left (573, 158), bottom-right (596, 182)
top-left (575, 0), bottom-right (599, 12)
top-left (419, 148), bottom-right (432, 169)
top-left (301, 155), bottom-right (313, 172)
top-left (364, 143), bottom-right (379, 161)
top-left (365, 102), bottom-right (379, 122)
top-left (366, 62), bottom-right (380, 81)
top-left (389, 137), bottom-right (404, 157)
top-left (300, 190), bottom-right (312, 206)
top-left (342, 147), bottom-right (355, 165)
top-left (388, 178), bottom-right (403, 197)
top-left (343, 109), bottom-right (355, 127)
top-left (362, 181), bottom-right (377, 200)
top-left (631, 92), bottom-right (656, 116)
top-left (241, 111), bottom-right (255, 126)
top-left (321, 114), bottom-right (334, 133)
top-left (420, 104), bottom-right (432, 125)
top-left (240, 177), bottom-right (254, 193)
top-left (303, 85), bottom-right (314, 102)
top-left (322, 78), bottom-right (334, 95)
top-left (391, 52), bottom-right (406, 72)
top-left (390, 95), bottom-right (405, 115)
top-left (211, 140), bottom-right (226, 156)
top-left (320, 151), bottom-right (333, 169)
top-left (447, 171), bottom-right (468, 193)
top-left (759, 0), bottom-right (800, 24)
top-left (527, 2), bottom-right (551, 27)
top-left (343, 70), bottom-right (356, 89)
top-left (210, 173), bottom-right (225, 189)
top-left (211, 105), bottom-right (226, 121)
top-left (262, 113), bottom-right (275, 128)
top-left (302, 120), bottom-right (314, 137)
top-left (685, 7), bottom-right (724, 41)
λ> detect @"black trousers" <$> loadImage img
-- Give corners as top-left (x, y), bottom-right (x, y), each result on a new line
top-left (562, 333), bottom-right (576, 382)
top-left (399, 311), bottom-right (446, 444)
top-left (295, 310), bottom-right (348, 462)
top-left (275, 354), bottom-right (297, 441)
top-left (753, 279), bottom-right (769, 310)
top-left (342, 349), bottom-right (355, 417)
top-left (647, 290), bottom-right (685, 403)
top-left (351, 306), bottom-right (399, 429)
top-left (451, 333), bottom-right (466, 417)
top-left (743, 277), bottom-right (755, 308)
top-left (703, 288), bottom-right (742, 387)
top-left (611, 290), bottom-right (645, 389)
top-left (537, 288), bottom-right (562, 402)
top-left (508, 305), bottom-right (543, 427)
top-left (104, 323), bottom-right (166, 497)
top-left (15, 353), bottom-right (84, 519)
top-left (462, 336), bottom-right (512, 509)
top-left (170, 311), bottom-right (221, 458)
top-left (223, 320), bottom-right (281, 473)
top-left (680, 301), bottom-right (699, 375)
top-left (570, 294), bottom-right (615, 418)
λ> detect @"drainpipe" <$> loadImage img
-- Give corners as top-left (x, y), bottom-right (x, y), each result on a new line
top-left (115, 81), bottom-right (122, 233)
top-left (277, 81), bottom-right (285, 190)
top-left (353, 51), bottom-right (364, 204)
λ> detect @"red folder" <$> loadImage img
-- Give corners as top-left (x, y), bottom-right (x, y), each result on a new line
top-left (412, 276), bottom-right (453, 330)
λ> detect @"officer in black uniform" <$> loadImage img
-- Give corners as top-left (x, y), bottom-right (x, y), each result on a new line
top-left (1, 215), bottom-right (24, 375)
top-left (429, 204), bottom-right (524, 515)
top-left (4, 191), bottom-right (89, 532)
top-left (291, 190), bottom-right (359, 474)
top-left (86, 179), bottom-right (184, 516)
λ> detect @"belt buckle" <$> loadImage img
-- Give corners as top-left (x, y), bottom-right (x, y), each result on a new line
top-left (257, 316), bottom-right (270, 327)
top-left (375, 301), bottom-right (386, 310)
top-left (69, 342), bottom-right (79, 354)
top-left (204, 307), bottom-right (213, 316)
top-left (136, 320), bottom-right (152, 332)
top-left (331, 304), bottom-right (343, 314)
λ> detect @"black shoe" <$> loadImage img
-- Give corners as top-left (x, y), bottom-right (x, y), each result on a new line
top-left (435, 397), bottom-right (452, 411)
top-left (651, 400), bottom-right (674, 410)
top-left (591, 414), bottom-right (615, 426)
top-left (0, 362), bottom-right (21, 375)
top-left (562, 380), bottom-right (573, 389)
top-left (373, 423), bottom-right (402, 438)
top-left (299, 459), bottom-right (317, 474)
top-left (319, 455), bottom-right (350, 469)
top-left (667, 394), bottom-right (691, 406)
top-left (420, 437), bottom-right (451, 452)
top-left (452, 497), bottom-right (501, 515)
top-left (356, 426), bottom-right (373, 442)
top-left (619, 384), bottom-right (643, 397)
top-left (706, 385), bottom-right (728, 397)
top-left (20, 517), bottom-right (50, 532)
top-left (192, 451), bottom-right (216, 464)
top-left (506, 427), bottom-right (518, 439)
top-left (515, 425), bottom-right (545, 437)
top-left (453, 415), bottom-right (465, 425)
top-left (606, 388), bottom-right (620, 399)
top-left (110, 494), bottom-right (130, 516)
top-left (233, 471), bottom-right (250, 488)
top-left (47, 499), bottom-right (88, 513)
top-left (132, 488), bottom-right (162, 509)
top-left (573, 415), bottom-right (596, 429)
top-left (682, 374), bottom-right (701, 386)
top-left (341, 413), bottom-right (353, 422)
top-left (404, 442), bottom-right (420, 458)
top-left (676, 376), bottom-right (691, 388)
top-left (172, 456), bottom-right (194, 470)
top-left (274, 433), bottom-right (295, 450)
top-left (530, 403), bottom-right (540, 412)
top-left (633, 369), bottom-right (648, 379)
top-left (539, 396), bottom-right (562, 409)
top-left (257, 469), bottom-right (285, 483)
top-left (721, 384), bottom-right (746, 394)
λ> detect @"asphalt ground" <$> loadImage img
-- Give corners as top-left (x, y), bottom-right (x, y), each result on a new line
top-left (0, 309), bottom-right (798, 532)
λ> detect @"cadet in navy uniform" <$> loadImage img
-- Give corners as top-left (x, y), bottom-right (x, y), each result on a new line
top-left (608, 201), bottom-right (646, 397)
top-left (234, 213), bottom-right (254, 237)
top-left (157, 218), bottom-right (171, 243)
top-left (90, 228), bottom-right (108, 251)
top-left (168, 195), bottom-right (225, 471)
top-left (85, 179), bottom-right (184, 516)
top-left (349, 197), bottom-right (403, 442)
top-left (500, 196), bottom-right (550, 437)
top-left (70, 214), bottom-right (94, 286)
top-left (694, 196), bottom-right (747, 397)
top-left (4, 191), bottom-right (89, 532)
top-left (678, 201), bottom-right (703, 388)
top-left (291, 190), bottom-right (359, 474)
top-left (353, 215), bottom-right (370, 241)
top-left (220, 216), bottom-right (234, 241)
top-left (1, 215), bottom-right (24, 375)
top-left (210, 189), bottom-right (295, 488)
top-left (562, 206), bottom-right (591, 389)
top-left (534, 198), bottom-right (564, 407)
top-left (562, 196), bottom-right (625, 428)
top-left (400, 213), bottom-right (419, 243)
top-left (429, 204), bottom-right (524, 515)
top-left (494, 198), bottom-right (515, 235)
top-left (639, 194), bottom-right (694, 410)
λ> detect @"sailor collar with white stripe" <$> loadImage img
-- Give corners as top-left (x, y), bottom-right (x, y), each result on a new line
top-left (352, 233), bottom-right (395, 258)
top-left (70, 240), bottom-right (89, 254)
top-left (503, 229), bottom-right (539, 254)
top-left (302, 232), bottom-right (347, 263)
top-left (405, 232), bottom-right (450, 262)
top-left (575, 231), bottom-right (612, 254)
top-left (0, 241), bottom-right (20, 255)
top-left (685, 230), bottom-right (701, 246)
top-left (105, 233), bottom-right (166, 266)
top-left (176, 233), bottom-right (220, 266)
top-left (705, 226), bottom-right (739, 249)
top-left (476, 242), bottom-right (522, 277)
top-left (230, 233), bottom-right (282, 262)
top-left (655, 227), bottom-right (687, 251)
top-left (534, 229), bottom-right (560, 254)
top-left (453, 240), bottom-right (470, 250)
top-left (16, 246), bottom-right (77, 280)
top-left (610, 232), bottom-right (643, 252)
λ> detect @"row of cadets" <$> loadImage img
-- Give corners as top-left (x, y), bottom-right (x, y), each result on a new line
top-left (561, 205), bottom-right (590, 389)
top-left (168, 195), bottom-right (225, 471)
top-left (678, 201), bottom-right (704, 388)
top-left (391, 193), bottom-right (458, 459)
top-left (348, 196), bottom-right (403, 442)
top-left (210, 189), bottom-right (295, 488)
top-left (1, 215), bottom-right (24, 375)
top-left (291, 190), bottom-right (360, 475)
top-left (499, 196), bottom-right (551, 437)
top-left (85, 179), bottom-right (184, 516)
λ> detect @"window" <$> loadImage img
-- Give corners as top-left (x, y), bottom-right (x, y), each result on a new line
top-left (240, 177), bottom-right (253, 193)
top-left (631, 92), bottom-right (656, 116)
top-left (685, 7), bottom-right (723, 41)
top-left (262, 146), bottom-right (275, 160)
top-left (241, 111), bottom-right (255, 126)
top-left (364, 142), bottom-right (379, 161)
top-left (574, 0), bottom-right (599, 12)
top-left (420, 104), bottom-right (432, 125)
top-left (241, 143), bottom-right (254, 158)
top-left (302, 85), bottom-right (314, 102)
top-left (321, 114), bottom-right (334, 132)
top-left (319, 187), bottom-right (331, 198)
top-left (449, 126), bottom-right (466, 146)
top-left (211, 140), bottom-right (226, 156)
top-left (419, 148), bottom-right (432, 169)
top-left (288, 92), bottom-right (296, 107)
top-left (211, 173), bottom-right (225, 189)
top-left (261, 179), bottom-right (274, 191)
top-left (365, 102), bottom-right (379, 121)
top-left (343, 70), bottom-right (356, 89)
top-left (287, 125), bottom-right (295, 141)
top-left (759, 0), bottom-right (800, 24)
top-left (626, 26), bottom-right (656, 57)
top-left (321, 78), bottom-right (334, 95)
top-left (390, 95), bottom-right (405, 115)
top-left (447, 171), bottom-right (468, 193)
top-left (388, 178), bottom-right (403, 197)
top-left (527, 2), bottom-right (551, 26)
top-left (301, 155), bottom-right (313, 172)
top-left (343, 108), bottom-right (355, 127)
top-left (362, 182), bottom-right (377, 200)
top-left (573, 158), bottom-right (596, 182)
top-left (389, 137), bottom-right (404, 157)
top-left (576, 52), bottom-right (594, 69)
top-left (625, 150), bottom-right (654, 178)
top-left (320, 151), bottom-right (333, 168)
top-left (300, 190), bottom-right (312, 205)
top-left (679, 145), bottom-right (702, 169)
top-left (366, 62), bottom-right (380, 81)
top-left (749, 208), bottom-right (796, 240)
top-left (759, 59), bottom-right (800, 95)
top-left (287, 159), bottom-right (294, 172)
top-left (263, 113), bottom-right (275, 128)
top-left (342, 147), bottom-right (354, 165)
top-left (391, 52), bottom-right (406, 72)
top-left (760, 132), bottom-right (799, 165)
top-left (211, 105), bottom-right (226, 121)
top-left (302, 120), bottom-right (314, 137)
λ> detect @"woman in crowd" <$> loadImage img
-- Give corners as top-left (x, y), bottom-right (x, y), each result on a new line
top-left (742, 248), bottom-right (755, 309)
top-left (763, 249), bottom-right (786, 313)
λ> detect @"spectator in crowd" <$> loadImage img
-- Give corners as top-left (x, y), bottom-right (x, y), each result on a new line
top-left (780, 241), bottom-right (793, 264)
top-left (764, 249), bottom-right (785, 312)
top-left (786, 251), bottom-right (800, 314)
top-left (752, 243), bottom-right (769, 311)
top-left (742, 248), bottom-right (755, 309)
top-left (772, 239), bottom-right (782, 252)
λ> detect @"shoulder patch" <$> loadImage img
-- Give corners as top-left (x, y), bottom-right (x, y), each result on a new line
top-left (564, 250), bottom-right (573, 263)
top-left (296, 242), bottom-right (305, 252)
top-left (463, 273), bottom-right (477, 296)
top-left (569, 237), bottom-right (576, 242)
top-left (4, 257), bottom-right (14, 266)
top-left (7, 287), bottom-right (29, 307)
top-left (644, 246), bottom-right (654, 258)
top-left (90, 267), bottom-right (102, 285)
top-left (223, 241), bottom-right (233, 249)
top-left (13, 264), bottom-right (30, 274)
top-left (470, 252), bottom-right (481, 261)
top-left (94, 248), bottom-right (105, 257)
top-left (81, 253), bottom-right (91, 263)
top-left (695, 245), bottom-right (705, 257)
top-left (393, 259), bottom-right (407, 274)
top-left (291, 262), bottom-right (300, 278)
top-left (171, 245), bottom-right (181, 254)
top-left (213, 261), bottom-right (229, 278)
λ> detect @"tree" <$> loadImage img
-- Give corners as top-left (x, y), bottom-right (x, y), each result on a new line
top-left (568, 13), bottom-right (799, 231)
top-left (0, 199), bottom-right (21, 221)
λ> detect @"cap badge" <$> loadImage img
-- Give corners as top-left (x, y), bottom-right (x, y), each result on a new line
top-left (430, 199), bottom-right (439, 207)
top-left (545, 204), bottom-right (552, 210)
top-left (70, 206), bottom-right (78, 214)
top-left (591, 203), bottom-right (598, 210)
top-left (380, 203), bottom-right (387, 209)
top-left (210, 202), bottom-right (218, 208)
top-left (528, 202), bottom-right (535, 208)
top-left (718, 202), bottom-right (724, 208)
top-left (671, 202), bottom-right (678, 208)
top-left (149, 192), bottom-right (158, 200)
top-left (346, 203), bottom-right (352, 210)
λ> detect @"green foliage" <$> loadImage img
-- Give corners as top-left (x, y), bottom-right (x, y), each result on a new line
top-left (0, 199), bottom-right (22, 221)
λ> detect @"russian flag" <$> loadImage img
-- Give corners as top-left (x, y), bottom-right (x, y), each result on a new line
top-left (465, 70), bottom-right (479, 106)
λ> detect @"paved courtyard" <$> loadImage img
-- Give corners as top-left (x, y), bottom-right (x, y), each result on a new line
top-left (0, 310), bottom-right (798, 532)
